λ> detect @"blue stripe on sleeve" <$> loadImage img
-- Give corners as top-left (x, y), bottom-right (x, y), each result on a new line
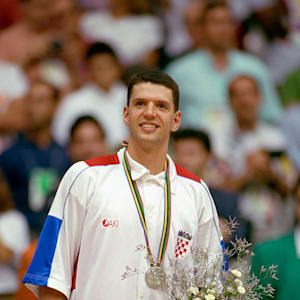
top-left (22, 215), bottom-right (62, 286)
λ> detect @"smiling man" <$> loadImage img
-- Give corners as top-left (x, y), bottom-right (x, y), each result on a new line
top-left (22, 70), bottom-right (224, 300)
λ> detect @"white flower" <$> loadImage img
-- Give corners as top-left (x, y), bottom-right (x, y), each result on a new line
top-left (226, 286), bottom-right (234, 293)
top-left (207, 289), bottom-right (216, 295)
top-left (210, 282), bottom-right (216, 287)
top-left (237, 286), bottom-right (246, 294)
top-left (194, 298), bottom-right (201, 300)
top-left (188, 287), bottom-right (199, 296)
top-left (234, 279), bottom-right (243, 286)
top-left (230, 269), bottom-right (242, 278)
top-left (205, 294), bottom-right (215, 300)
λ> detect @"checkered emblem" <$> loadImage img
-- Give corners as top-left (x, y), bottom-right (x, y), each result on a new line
top-left (175, 230), bottom-right (192, 258)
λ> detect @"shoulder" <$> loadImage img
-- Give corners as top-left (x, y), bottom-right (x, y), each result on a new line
top-left (0, 209), bottom-right (27, 224)
top-left (80, 11), bottom-right (109, 26)
top-left (166, 50), bottom-right (204, 74)
top-left (60, 84), bottom-right (97, 104)
top-left (0, 136), bottom-right (25, 161)
top-left (85, 153), bottom-right (120, 167)
top-left (64, 153), bottom-right (120, 180)
top-left (231, 50), bottom-right (267, 70)
top-left (175, 163), bottom-right (201, 183)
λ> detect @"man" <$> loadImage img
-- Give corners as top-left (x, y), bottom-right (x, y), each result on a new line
top-left (166, 0), bottom-right (282, 129)
top-left (23, 70), bottom-right (223, 299)
top-left (251, 177), bottom-right (300, 299)
top-left (68, 115), bottom-right (109, 163)
top-left (0, 80), bottom-right (70, 234)
top-left (211, 74), bottom-right (295, 243)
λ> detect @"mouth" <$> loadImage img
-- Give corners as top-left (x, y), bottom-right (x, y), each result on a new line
top-left (139, 123), bottom-right (159, 131)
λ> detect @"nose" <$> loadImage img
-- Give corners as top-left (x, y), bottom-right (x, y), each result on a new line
top-left (143, 102), bottom-right (156, 119)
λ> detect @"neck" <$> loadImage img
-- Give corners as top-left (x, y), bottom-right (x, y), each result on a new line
top-left (111, 4), bottom-right (130, 18)
top-left (127, 139), bottom-right (168, 175)
top-left (236, 118), bottom-right (256, 131)
top-left (208, 48), bottom-right (228, 71)
top-left (26, 127), bottom-right (53, 148)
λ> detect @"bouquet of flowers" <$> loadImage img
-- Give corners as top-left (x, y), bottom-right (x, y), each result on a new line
top-left (122, 218), bottom-right (278, 300)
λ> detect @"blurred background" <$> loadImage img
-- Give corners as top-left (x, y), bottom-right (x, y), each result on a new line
top-left (0, 0), bottom-right (299, 299)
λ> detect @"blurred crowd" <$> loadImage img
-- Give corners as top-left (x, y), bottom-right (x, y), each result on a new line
top-left (0, 0), bottom-right (300, 299)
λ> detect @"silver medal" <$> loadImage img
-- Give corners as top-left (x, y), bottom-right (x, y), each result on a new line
top-left (145, 266), bottom-right (166, 289)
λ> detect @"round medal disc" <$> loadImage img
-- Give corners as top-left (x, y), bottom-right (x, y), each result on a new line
top-left (145, 266), bottom-right (166, 289)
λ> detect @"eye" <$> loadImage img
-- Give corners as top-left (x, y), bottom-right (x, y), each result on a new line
top-left (135, 100), bottom-right (145, 106)
top-left (157, 103), bottom-right (166, 109)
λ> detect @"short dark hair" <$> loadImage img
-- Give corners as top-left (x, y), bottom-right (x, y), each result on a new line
top-left (86, 42), bottom-right (118, 61)
top-left (70, 115), bottom-right (106, 141)
top-left (127, 70), bottom-right (180, 111)
top-left (172, 128), bottom-right (211, 152)
top-left (202, 0), bottom-right (229, 22)
top-left (228, 74), bottom-right (260, 97)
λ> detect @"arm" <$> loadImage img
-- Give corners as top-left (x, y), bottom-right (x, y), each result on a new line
top-left (23, 162), bottom-right (90, 298)
top-left (40, 287), bottom-right (67, 300)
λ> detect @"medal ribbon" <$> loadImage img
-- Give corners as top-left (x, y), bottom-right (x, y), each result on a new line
top-left (123, 150), bottom-right (171, 267)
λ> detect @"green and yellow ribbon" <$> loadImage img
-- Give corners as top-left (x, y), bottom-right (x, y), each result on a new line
top-left (123, 150), bottom-right (171, 267)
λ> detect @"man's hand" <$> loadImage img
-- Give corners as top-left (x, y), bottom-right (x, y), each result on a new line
top-left (40, 287), bottom-right (67, 300)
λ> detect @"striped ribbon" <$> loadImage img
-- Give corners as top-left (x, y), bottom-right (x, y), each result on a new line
top-left (123, 150), bottom-right (171, 267)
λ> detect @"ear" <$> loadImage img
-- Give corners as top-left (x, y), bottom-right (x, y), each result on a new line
top-left (123, 106), bottom-right (130, 127)
top-left (171, 110), bottom-right (181, 133)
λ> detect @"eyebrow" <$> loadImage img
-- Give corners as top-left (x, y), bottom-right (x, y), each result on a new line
top-left (132, 97), bottom-right (171, 104)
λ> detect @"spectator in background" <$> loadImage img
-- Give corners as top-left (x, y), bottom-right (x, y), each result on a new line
top-left (172, 128), bottom-right (229, 189)
top-left (183, 0), bottom-right (206, 52)
top-left (212, 74), bottom-right (296, 243)
top-left (251, 177), bottom-right (300, 299)
top-left (171, 128), bottom-right (248, 246)
top-left (0, 171), bottom-right (30, 299)
top-left (160, 0), bottom-right (196, 59)
top-left (79, 0), bottom-right (164, 67)
top-left (236, 0), bottom-right (300, 86)
top-left (0, 61), bottom-right (28, 153)
top-left (166, 0), bottom-right (282, 130)
top-left (52, 42), bottom-right (128, 150)
top-left (0, 80), bottom-right (70, 235)
top-left (68, 115), bottom-right (109, 162)
top-left (0, 0), bottom-right (72, 66)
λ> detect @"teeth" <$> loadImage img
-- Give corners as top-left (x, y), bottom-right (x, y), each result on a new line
top-left (142, 124), bottom-right (155, 128)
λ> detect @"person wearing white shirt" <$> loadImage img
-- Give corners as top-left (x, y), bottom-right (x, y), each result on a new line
top-left (52, 42), bottom-right (128, 150)
top-left (23, 70), bottom-right (224, 300)
top-left (79, 0), bottom-right (163, 67)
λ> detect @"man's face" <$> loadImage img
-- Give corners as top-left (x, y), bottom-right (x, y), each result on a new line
top-left (23, 0), bottom-right (53, 30)
top-left (25, 83), bottom-right (56, 131)
top-left (173, 138), bottom-right (209, 175)
top-left (88, 54), bottom-right (121, 91)
top-left (229, 77), bottom-right (260, 124)
top-left (69, 120), bottom-right (107, 163)
top-left (123, 82), bottom-right (181, 149)
top-left (203, 6), bottom-right (235, 51)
